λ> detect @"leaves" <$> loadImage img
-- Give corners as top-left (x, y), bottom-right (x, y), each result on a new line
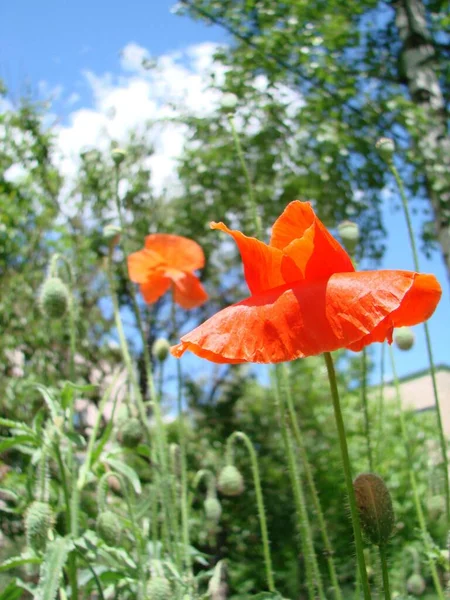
top-left (35, 537), bottom-right (71, 600)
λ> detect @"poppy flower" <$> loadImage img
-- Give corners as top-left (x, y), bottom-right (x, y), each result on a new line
top-left (171, 201), bottom-right (441, 363)
top-left (127, 234), bottom-right (208, 309)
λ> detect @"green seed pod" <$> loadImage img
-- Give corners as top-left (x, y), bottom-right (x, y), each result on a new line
top-left (146, 576), bottom-right (172, 600)
top-left (218, 465), bottom-right (244, 497)
top-left (96, 510), bottom-right (122, 546)
top-left (375, 137), bottom-right (395, 161)
top-left (394, 326), bottom-right (415, 351)
top-left (111, 148), bottom-right (127, 165)
top-left (204, 496), bottom-right (222, 524)
top-left (337, 220), bottom-right (360, 254)
top-left (25, 501), bottom-right (55, 552)
top-left (119, 417), bottom-right (144, 448)
top-left (152, 338), bottom-right (170, 362)
top-left (353, 473), bottom-right (395, 546)
top-left (39, 276), bottom-right (69, 319)
top-left (406, 573), bottom-right (426, 596)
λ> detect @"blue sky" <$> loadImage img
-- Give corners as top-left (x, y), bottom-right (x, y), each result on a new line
top-left (1, 0), bottom-right (448, 385)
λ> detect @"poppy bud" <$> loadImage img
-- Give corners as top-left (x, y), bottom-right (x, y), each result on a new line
top-left (146, 576), bottom-right (172, 600)
top-left (119, 417), bottom-right (144, 448)
top-left (406, 573), bottom-right (426, 596)
top-left (204, 496), bottom-right (222, 524)
top-left (375, 137), bottom-right (395, 161)
top-left (220, 92), bottom-right (238, 112)
top-left (96, 510), bottom-right (122, 546)
top-left (111, 148), bottom-right (126, 166)
top-left (218, 465), bottom-right (244, 497)
top-left (394, 326), bottom-right (414, 351)
top-left (353, 473), bottom-right (395, 546)
top-left (25, 501), bottom-right (55, 552)
top-left (337, 221), bottom-right (360, 254)
top-left (39, 276), bottom-right (70, 319)
top-left (152, 338), bottom-right (170, 362)
top-left (103, 224), bottom-right (122, 245)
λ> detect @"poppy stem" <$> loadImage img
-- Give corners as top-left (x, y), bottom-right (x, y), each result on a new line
top-left (281, 364), bottom-right (343, 600)
top-left (388, 346), bottom-right (445, 600)
top-left (323, 352), bottom-right (372, 600)
top-left (378, 545), bottom-right (391, 600)
top-left (389, 160), bottom-right (449, 528)
top-left (361, 348), bottom-right (373, 471)
top-left (375, 343), bottom-right (386, 466)
top-left (226, 431), bottom-right (276, 592)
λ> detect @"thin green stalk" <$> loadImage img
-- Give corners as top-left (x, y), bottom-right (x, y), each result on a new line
top-left (323, 352), bottom-right (372, 600)
top-left (389, 160), bottom-right (449, 527)
top-left (376, 343), bottom-right (386, 466)
top-left (274, 366), bottom-right (325, 600)
top-left (361, 348), bottom-right (373, 471)
top-left (388, 346), bottom-right (445, 599)
top-left (75, 547), bottom-right (105, 600)
top-left (281, 364), bottom-right (343, 600)
top-left (226, 431), bottom-right (275, 592)
top-left (379, 546), bottom-right (391, 600)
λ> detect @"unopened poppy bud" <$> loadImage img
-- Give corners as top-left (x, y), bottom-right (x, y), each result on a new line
top-left (337, 221), bottom-right (360, 254)
top-left (146, 576), bottom-right (172, 600)
top-left (394, 326), bottom-right (414, 351)
top-left (96, 510), bottom-right (122, 546)
top-left (204, 496), bottom-right (222, 524)
top-left (103, 224), bottom-right (122, 245)
top-left (375, 137), bottom-right (395, 161)
top-left (111, 148), bottom-right (126, 165)
top-left (119, 417), bottom-right (144, 448)
top-left (25, 501), bottom-right (55, 552)
top-left (39, 276), bottom-right (70, 319)
top-left (354, 473), bottom-right (395, 546)
top-left (406, 573), bottom-right (426, 596)
top-left (218, 465), bottom-right (244, 497)
top-left (221, 92), bottom-right (238, 112)
top-left (152, 338), bottom-right (170, 362)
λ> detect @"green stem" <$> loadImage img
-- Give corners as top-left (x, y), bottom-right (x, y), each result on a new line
top-left (361, 348), bottom-right (373, 471)
top-left (75, 547), bottom-right (106, 600)
top-left (388, 346), bottom-right (445, 599)
top-left (376, 343), bottom-right (386, 466)
top-left (389, 160), bottom-right (449, 528)
top-left (274, 366), bottom-right (325, 600)
top-left (226, 431), bottom-right (275, 592)
top-left (323, 352), bottom-right (372, 600)
top-left (281, 364), bottom-right (343, 600)
top-left (379, 546), bottom-right (391, 600)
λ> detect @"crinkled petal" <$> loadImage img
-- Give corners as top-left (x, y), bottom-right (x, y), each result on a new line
top-left (170, 271), bottom-right (208, 309)
top-left (139, 274), bottom-right (171, 304)
top-left (171, 270), bottom-right (441, 363)
top-left (211, 221), bottom-right (302, 295)
top-left (127, 249), bottom-right (166, 283)
top-left (270, 200), bottom-right (354, 280)
top-left (144, 234), bottom-right (205, 272)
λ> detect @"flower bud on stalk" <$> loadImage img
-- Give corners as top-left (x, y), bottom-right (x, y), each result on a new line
top-left (353, 473), bottom-right (395, 546)
top-left (218, 465), bottom-right (245, 497)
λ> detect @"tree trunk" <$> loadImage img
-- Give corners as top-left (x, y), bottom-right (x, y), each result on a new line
top-left (394, 0), bottom-right (450, 281)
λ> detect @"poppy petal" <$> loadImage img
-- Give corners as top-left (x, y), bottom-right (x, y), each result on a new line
top-left (170, 271), bottom-right (209, 309)
top-left (139, 275), bottom-right (171, 304)
top-left (171, 270), bottom-right (441, 364)
top-left (127, 249), bottom-right (166, 283)
top-left (210, 221), bottom-right (303, 295)
top-left (145, 234), bottom-right (205, 272)
top-left (270, 201), bottom-right (354, 279)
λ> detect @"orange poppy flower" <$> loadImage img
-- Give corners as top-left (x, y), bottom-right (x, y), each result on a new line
top-left (127, 234), bottom-right (208, 309)
top-left (171, 201), bottom-right (441, 363)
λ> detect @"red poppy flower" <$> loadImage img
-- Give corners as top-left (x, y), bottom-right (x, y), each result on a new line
top-left (127, 234), bottom-right (208, 309)
top-left (171, 201), bottom-right (441, 363)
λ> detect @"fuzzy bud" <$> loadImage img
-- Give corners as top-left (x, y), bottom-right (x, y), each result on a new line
top-left (337, 221), bottom-right (360, 254)
top-left (111, 148), bottom-right (126, 166)
top-left (218, 465), bottom-right (244, 497)
top-left (25, 501), bottom-right (55, 552)
top-left (96, 510), bottom-right (122, 546)
top-left (39, 277), bottom-right (69, 319)
top-left (406, 573), bottom-right (426, 596)
top-left (375, 137), bottom-right (395, 161)
top-left (220, 92), bottom-right (238, 112)
top-left (119, 417), bottom-right (144, 449)
top-left (152, 338), bottom-right (170, 362)
top-left (353, 473), bottom-right (395, 546)
top-left (103, 224), bottom-right (122, 245)
top-left (204, 496), bottom-right (222, 524)
top-left (146, 576), bottom-right (172, 600)
top-left (394, 327), bottom-right (414, 351)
